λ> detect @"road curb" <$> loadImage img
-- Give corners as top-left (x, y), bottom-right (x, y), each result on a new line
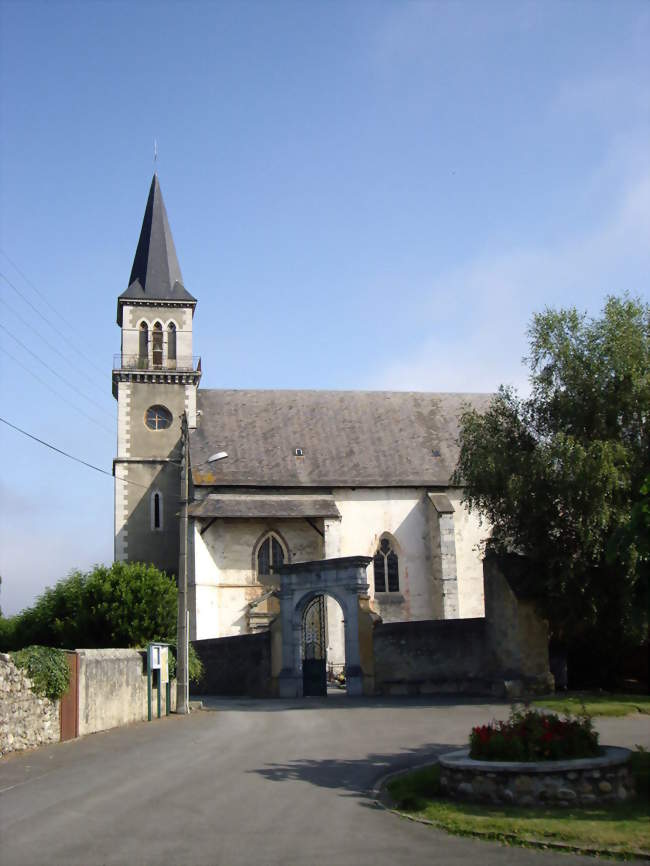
top-left (371, 761), bottom-right (650, 862)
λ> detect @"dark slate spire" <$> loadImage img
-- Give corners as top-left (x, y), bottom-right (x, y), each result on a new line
top-left (118, 175), bottom-right (195, 322)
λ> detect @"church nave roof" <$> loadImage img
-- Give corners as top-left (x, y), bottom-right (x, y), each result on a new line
top-left (190, 389), bottom-right (492, 488)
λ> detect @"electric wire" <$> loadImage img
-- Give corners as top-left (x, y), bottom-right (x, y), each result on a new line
top-left (0, 323), bottom-right (115, 421)
top-left (0, 253), bottom-right (106, 377)
top-left (0, 416), bottom-right (168, 493)
top-left (0, 295), bottom-right (107, 394)
top-left (0, 346), bottom-right (114, 437)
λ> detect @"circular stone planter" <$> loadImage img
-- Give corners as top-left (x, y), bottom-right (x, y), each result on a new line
top-left (438, 747), bottom-right (634, 807)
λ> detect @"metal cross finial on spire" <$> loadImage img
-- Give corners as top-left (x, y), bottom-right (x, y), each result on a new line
top-left (153, 138), bottom-right (158, 172)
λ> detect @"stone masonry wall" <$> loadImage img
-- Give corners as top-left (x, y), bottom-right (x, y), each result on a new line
top-left (0, 653), bottom-right (59, 755)
top-left (373, 618), bottom-right (493, 695)
top-left (439, 748), bottom-right (635, 806)
top-left (192, 633), bottom-right (273, 697)
top-left (373, 553), bottom-right (554, 697)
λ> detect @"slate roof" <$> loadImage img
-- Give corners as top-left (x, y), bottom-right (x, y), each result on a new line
top-left (190, 389), bottom-right (492, 488)
top-left (188, 494), bottom-right (341, 519)
top-left (117, 175), bottom-right (196, 323)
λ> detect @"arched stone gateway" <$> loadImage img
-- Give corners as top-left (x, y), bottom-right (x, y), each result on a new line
top-left (274, 556), bottom-right (375, 698)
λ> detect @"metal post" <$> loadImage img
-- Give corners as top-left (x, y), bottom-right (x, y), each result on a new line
top-left (176, 413), bottom-right (189, 714)
top-left (147, 645), bottom-right (152, 722)
top-left (186, 609), bottom-right (190, 710)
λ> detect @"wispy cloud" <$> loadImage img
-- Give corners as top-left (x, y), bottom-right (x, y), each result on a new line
top-left (0, 483), bottom-right (113, 616)
top-left (370, 167), bottom-right (650, 394)
top-left (0, 526), bottom-right (112, 616)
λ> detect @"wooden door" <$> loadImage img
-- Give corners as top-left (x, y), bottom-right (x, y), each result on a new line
top-left (60, 651), bottom-right (79, 741)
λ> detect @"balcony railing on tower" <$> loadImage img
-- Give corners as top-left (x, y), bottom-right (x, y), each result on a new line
top-left (113, 354), bottom-right (201, 372)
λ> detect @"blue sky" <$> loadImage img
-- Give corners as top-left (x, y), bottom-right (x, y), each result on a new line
top-left (0, 0), bottom-right (648, 615)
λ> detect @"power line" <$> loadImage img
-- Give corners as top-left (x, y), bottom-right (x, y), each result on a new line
top-left (0, 322), bottom-right (115, 421)
top-left (0, 346), bottom-right (114, 437)
top-left (0, 416), bottom-right (161, 492)
top-left (0, 249), bottom-right (83, 335)
top-left (0, 294), bottom-right (109, 395)
top-left (0, 264), bottom-right (107, 378)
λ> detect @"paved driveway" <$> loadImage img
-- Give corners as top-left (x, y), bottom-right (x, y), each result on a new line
top-left (1, 695), bottom-right (647, 866)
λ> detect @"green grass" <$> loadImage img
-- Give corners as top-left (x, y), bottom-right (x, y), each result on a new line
top-left (532, 692), bottom-right (650, 718)
top-left (385, 751), bottom-right (650, 859)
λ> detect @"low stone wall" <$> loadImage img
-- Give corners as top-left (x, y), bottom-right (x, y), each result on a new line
top-left (192, 633), bottom-right (273, 697)
top-left (0, 653), bottom-right (60, 755)
top-left (373, 619), bottom-right (495, 696)
top-left (439, 747), bottom-right (635, 806)
top-left (77, 649), bottom-right (175, 736)
top-left (372, 555), bottom-right (554, 697)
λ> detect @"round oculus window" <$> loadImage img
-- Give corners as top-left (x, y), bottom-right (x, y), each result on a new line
top-left (145, 405), bottom-right (173, 430)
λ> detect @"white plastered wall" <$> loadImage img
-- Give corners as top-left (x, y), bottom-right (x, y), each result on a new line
top-left (331, 488), bottom-right (432, 623)
top-left (330, 488), bottom-right (486, 621)
top-left (446, 489), bottom-right (488, 618)
top-left (192, 518), bottom-right (323, 639)
top-left (191, 488), bottom-right (487, 640)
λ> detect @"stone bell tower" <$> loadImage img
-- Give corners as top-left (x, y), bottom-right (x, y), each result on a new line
top-left (112, 174), bottom-right (201, 575)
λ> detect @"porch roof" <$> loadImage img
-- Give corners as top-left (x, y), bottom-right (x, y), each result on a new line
top-left (188, 493), bottom-right (341, 520)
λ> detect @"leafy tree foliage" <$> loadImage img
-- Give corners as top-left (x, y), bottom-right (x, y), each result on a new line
top-left (454, 295), bottom-right (649, 680)
top-left (0, 562), bottom-right (177, 652)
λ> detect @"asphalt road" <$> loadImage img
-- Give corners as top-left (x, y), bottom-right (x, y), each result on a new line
top-left (1, 695), bottom-right (648, 866)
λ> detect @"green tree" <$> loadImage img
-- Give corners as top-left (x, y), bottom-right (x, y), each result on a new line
top-left (454, 295), bottom-right (649, 682)
top-left (1, 562), bottom-right (177, 651)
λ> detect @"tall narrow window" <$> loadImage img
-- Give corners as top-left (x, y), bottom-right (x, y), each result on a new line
top-left (152, 322), bottom-right (163, 367)
top-left (373, 537), bottom-right (399, 593)
top-left (256, 532), bottom-right (285, 577)
top-left (167, 322), bottom-right (177, 364)
top-left (151, 491), bottom-right (163, 530)
top-left (139, 322), bottom-right (148, 367)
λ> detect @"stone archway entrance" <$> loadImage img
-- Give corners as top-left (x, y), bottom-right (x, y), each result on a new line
top-left (276, 556), bottom-right (372, 698)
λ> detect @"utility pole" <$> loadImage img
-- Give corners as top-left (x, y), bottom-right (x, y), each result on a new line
top-left (176, 411), bottom-right (189, 714)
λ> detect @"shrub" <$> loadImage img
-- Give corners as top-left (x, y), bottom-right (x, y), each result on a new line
top-left (469, 707), bottom-right (600, 762)
top-left (167, 641), bottom-right (204, 685)
top-left (11, 645), bottom-right (70, 700)
top-left (2, 562), bottom-right (177, 651)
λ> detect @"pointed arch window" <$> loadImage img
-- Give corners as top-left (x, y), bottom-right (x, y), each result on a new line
top-left (152, 322), bottom-right (163, 367)
top-left (256, 532), bottom-right (286, 578)
top-left (151, 490), bottom-right (163, 531)
top-left (139, 322), bottom-right (149, 367)
top-left (167, 322), bottom-right (177, 363)
top-left (373, 536), bottom-right (399, 593)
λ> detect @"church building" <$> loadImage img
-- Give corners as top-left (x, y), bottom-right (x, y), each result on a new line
top-left (113, 176), bottom-right (491, 661)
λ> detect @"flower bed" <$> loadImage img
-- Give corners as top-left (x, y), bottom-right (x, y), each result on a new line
top-left (470, 709), bottom-right (599, 762)
top-left (439, 708), bottom-right (634, 807)
top-left (439, 746), bottom-right (635, 807)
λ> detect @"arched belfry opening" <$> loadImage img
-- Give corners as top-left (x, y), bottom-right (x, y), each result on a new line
top-left (274, 556), bottom-right (374, 698)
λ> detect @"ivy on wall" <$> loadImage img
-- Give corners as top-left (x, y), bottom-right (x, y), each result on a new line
top-left (10, 646), bottom-right (70, 700)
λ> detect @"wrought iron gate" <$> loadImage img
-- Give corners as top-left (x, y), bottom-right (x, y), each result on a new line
top-left (302, 595), bottom-right (327, 696)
